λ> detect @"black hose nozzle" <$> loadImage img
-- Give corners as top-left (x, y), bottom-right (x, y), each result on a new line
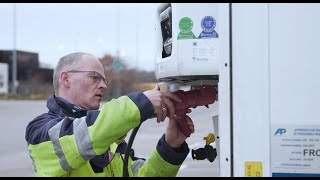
top-left (191, 145), bottom-right (217, 162)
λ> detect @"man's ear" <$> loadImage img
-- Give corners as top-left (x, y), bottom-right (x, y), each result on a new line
top-left (60, 72), bottom-right (71, 88)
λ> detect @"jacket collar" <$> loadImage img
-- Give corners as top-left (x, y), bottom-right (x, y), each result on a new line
top-left (47, 95), bottom-right (87, 118)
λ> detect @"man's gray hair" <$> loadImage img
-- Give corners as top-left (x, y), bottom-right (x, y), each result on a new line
top-left (53, 52), bottom-right (93, 94)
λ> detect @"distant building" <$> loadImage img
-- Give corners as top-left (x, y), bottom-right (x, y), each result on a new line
top-left (0, 50), bottom-right (53, 94)
top-left (0, 50), bottom-right (39, 82)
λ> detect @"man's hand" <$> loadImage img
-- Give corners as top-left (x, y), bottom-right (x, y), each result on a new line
top-left (165, 114), bottom-right (194, 148)
top-left (143, 84), bottom-right (181, 123)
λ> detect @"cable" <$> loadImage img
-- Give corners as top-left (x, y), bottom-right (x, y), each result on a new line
top-left (123, 84), bottom-right (160, 177)
top-left (123, 123), bottom-right (141, 177)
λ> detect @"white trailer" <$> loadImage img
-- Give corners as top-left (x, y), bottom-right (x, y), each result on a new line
top-left (0, 62), bottom-right (9, 94)
top-left (155, 3), bottom-right (320, 177)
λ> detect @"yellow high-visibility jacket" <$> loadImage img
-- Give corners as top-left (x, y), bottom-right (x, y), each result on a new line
top-left (25, 93), bottom-right (189, 177)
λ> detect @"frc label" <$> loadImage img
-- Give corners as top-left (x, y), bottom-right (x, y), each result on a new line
top-left (271, 125), bottom-right (320, 176)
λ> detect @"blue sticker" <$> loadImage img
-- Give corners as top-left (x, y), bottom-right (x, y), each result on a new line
top-left (198, 16), bottom-right (219, 39)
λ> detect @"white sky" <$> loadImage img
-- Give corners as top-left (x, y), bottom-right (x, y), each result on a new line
top-left (0, 3), bottom-right (157, 71)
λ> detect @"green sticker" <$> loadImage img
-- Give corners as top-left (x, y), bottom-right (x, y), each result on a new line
top-left (178, 17), bottom-right (196, 40)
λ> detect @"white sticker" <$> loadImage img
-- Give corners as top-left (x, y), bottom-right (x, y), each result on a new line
top-left (271, 125), bottom-right (320, 177)
top-left (191, 40), bottom-right (216, 63)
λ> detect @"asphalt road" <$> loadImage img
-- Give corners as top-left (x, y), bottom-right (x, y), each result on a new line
top-left (0, 99), bottom-right (219, 177)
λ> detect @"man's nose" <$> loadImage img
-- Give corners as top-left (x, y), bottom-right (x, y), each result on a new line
top-left (99, 79), bottom-right (108, 89)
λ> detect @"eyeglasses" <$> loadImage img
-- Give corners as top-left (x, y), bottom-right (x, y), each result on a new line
top-left (67, 70), bottom-right (108, 86)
